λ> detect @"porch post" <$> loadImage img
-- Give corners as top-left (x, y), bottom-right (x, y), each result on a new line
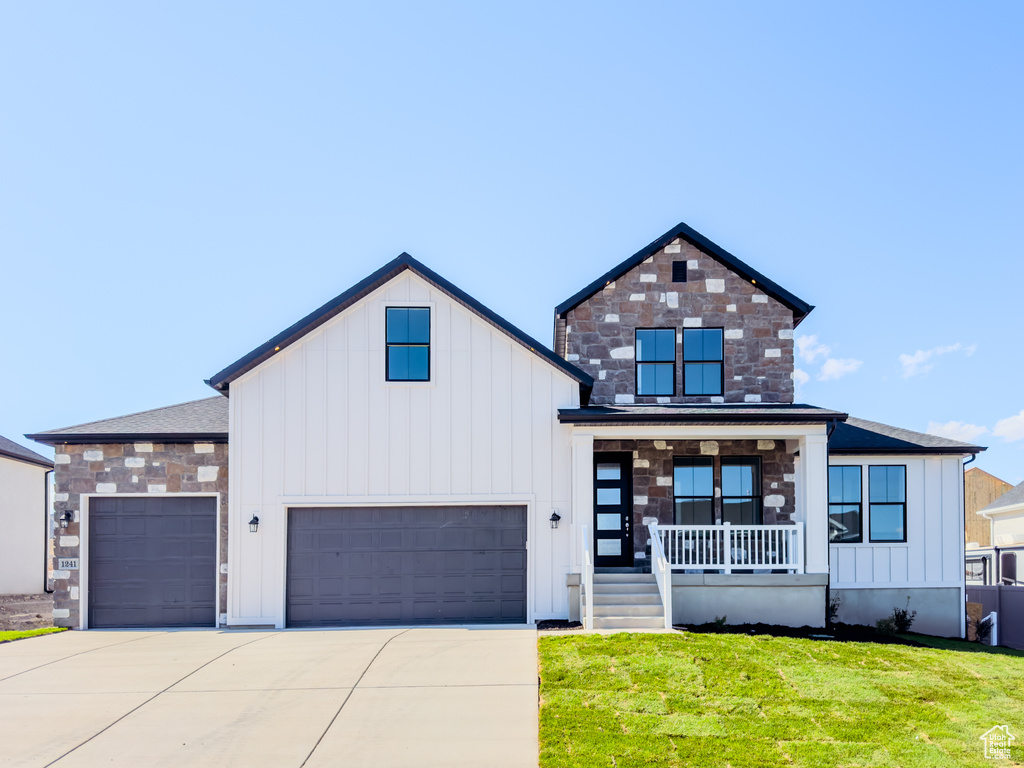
top-left (800, 433), bottom-right (829, 575)
top-left (570, 433), bottom-right (594, 571)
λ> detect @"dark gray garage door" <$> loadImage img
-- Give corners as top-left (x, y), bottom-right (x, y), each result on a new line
top-left (89, 496), bottom-right (216, 628)
top-left (287, 506), bottom-right (527, 627)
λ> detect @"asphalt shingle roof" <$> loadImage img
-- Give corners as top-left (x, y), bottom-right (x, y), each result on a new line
top-left (26, 397), bottom-right (229, 444)
top-left (0, 433), bottom-right (53, 467)
top-left (980, 480), bottom-right (1024, 512)
top-left (829, 416), bottom-right (985, 455)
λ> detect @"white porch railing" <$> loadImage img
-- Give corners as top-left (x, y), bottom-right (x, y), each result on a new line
top-left (581, 524), bottom-right (594, 630)
top-left (655, 522), bottom-right (804, 574)
top-left (648, 522), bottom-right (673, 629)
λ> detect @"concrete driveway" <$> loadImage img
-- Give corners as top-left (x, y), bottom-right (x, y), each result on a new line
top-left (0, 627), bottom-right (538, 767)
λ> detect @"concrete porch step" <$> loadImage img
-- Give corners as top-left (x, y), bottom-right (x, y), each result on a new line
top-left (593, 615), bottom-right (667, 630)
top-left (593, 573), bottom-right (657, 584)
top-left (592, 582), bottom-right (660, 595)
top-left (593, 592), bottom-right (662, 605)
top-left (593, 603), bottom-right (664, 617)
top-left (594, 566), bottom-right (650, 574)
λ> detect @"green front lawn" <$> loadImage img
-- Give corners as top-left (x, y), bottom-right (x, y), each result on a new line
top-left (539, 632), bottom-right (1024, 767)
top-left (0, 628), bottom-right (65, 644)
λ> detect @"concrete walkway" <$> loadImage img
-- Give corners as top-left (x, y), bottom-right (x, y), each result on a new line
top-left (0, 627), bottom-right (539, 767)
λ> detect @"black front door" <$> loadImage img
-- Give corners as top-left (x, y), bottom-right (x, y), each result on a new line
top-left (594, 452), bottom-right (633, 567)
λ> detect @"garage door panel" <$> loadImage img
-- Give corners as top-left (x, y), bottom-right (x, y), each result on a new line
top-left (286, 505), bottom-right (527, 627)
top-left (88, 497), bottom-right (216, 628)
top-left (502, 551), bottom-right (527, 569)
top-left (378, 575), bottom-right (402, 595)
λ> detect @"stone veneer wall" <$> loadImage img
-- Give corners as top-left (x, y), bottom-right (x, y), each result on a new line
top-left (565, 237), bottom-right (797, 404)
top-left (51, 442), bottom-right (228, 628)
top-left (594, 438), bottom-right (796, 560)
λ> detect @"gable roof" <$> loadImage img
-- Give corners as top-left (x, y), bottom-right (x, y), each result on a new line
top-left (26, 397), bottom-right (229, 445)
top-left (554, 221), bottom-right (815, 324)
top-left (828, 416), bottom-right (985, 455)
top-left (207, 253), bottom-right (593, 397)
top-left (980, 480), bottom-right (1024, 513)
top-left (0, 433), bottom-right (53, 468)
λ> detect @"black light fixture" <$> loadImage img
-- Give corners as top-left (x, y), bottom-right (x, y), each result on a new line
top-left (248, 514), bottom-right (260, 533)
top-left (549, 511), bottom-right (561, 529)
top-left (59, 511), bottom-right (74, 529)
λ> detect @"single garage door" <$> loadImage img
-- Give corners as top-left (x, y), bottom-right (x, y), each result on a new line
top-left (287, 505), bottom-right (527, 627)
top-left (88, 496), bottom-right (217, 628)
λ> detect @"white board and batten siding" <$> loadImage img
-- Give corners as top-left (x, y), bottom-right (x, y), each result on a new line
top-left (227, 271), bottom-right (580, 627)
top-left (828, 455), bottom-right (965, 589)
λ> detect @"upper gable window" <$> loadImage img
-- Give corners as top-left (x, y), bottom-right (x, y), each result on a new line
top-left (635, 328), bottom-right (676, 396)
top-left (386, 307), bottom-right (430, 381)
top-left (671, 261), bottom-right (687, 282)
top-left (682, 328), bottom-right (723, 396)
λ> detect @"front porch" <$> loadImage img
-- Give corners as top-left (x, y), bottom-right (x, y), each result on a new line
top-left (566, 414), bottom-right (835, 630)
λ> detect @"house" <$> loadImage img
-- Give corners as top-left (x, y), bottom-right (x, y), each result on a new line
top-left (968, 479), bottom-right (1024, 586)
top-left (965, 467), bottom-right (1012, 547)
top-left (27, 222), bottom-right (983, 636)
top-left (0, 434), bottom-right (53, 595)
top-left (965, 479), bottom-right (1024, 649)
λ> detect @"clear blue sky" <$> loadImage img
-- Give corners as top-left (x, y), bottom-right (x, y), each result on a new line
top-left (3, 2), bottom-right (1022, 484)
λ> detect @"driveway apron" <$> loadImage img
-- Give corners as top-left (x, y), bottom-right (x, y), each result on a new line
top-left (0, 627), bottom-right (538, 768)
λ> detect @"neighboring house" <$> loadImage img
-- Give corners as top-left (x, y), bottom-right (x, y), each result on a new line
top-left (965, 480), bottom-right (1024, 650)
top-left (965, 467), bottom-right (1012, 547)
top-left (968, 480), bottom-right (1024, 586)
top-left (28, 221), bottom-right (984, 637)
top-left (0, 434), bottom-right (53, 595)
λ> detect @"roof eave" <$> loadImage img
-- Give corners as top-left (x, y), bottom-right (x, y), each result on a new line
top-left (979, 501), bottom-right (1024, 517)
top-left (828, 446), bottom-right (986, 456)
top-left (207, 255), bottom-right (413, 392)
top-left (25, 432), bottom-right (229, 446)
top-left (208, 254), bottom-right (593, 394)
top-left (557, 410), bottom-right (847, 425)
top-left (0, 447), bottom-right (54, 469)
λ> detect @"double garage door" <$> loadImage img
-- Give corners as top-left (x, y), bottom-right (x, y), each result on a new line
top-left (88, 497), bottom-right (217, 628)
top-left (87, 499), bottom-right (526, 628)
top-left (286, 505), bottom-right (527, 627)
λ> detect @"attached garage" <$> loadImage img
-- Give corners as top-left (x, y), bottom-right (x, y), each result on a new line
top-left (88, 496), bottom-right (217, 628)
top-left (286, 505), bottom-right (527, 627)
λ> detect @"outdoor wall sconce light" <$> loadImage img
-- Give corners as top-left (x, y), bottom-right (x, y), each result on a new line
top-left (59, 511), bottom-right (74, 529)
top-left (249, 514), bottom-right (260, 533)
top-left (549, 511), bottom-right (561, 529)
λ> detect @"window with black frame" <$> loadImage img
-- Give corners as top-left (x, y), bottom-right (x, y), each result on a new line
top-left (868, 465), bottom-right (906, 542)
top-left (673, 457), bottom-right (714, 525)
top-left (828, 466), bottom-right (862, 543)
top-left (682, 328), bottom-right (723, 395)
top-left (721, 457), bottom-right (762, 525)
top-left (635, 328), bottom-right (676, 396)
top-left (385, 307), bottom-right (430, 381)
